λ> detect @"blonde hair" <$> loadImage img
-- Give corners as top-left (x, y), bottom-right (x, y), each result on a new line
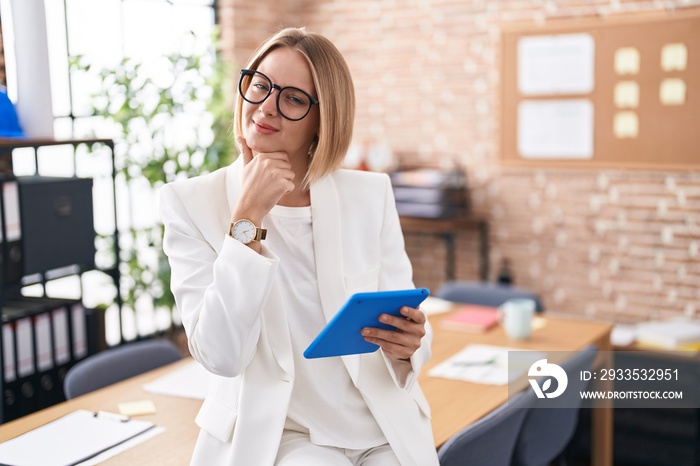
top-left (234, 28), bottom-right (355, 187)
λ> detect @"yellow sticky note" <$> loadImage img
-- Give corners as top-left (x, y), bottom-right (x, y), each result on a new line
top-left (614, 81), bottom-right (639, 108)
top-left (615, 47), bottom-right (640, 75)
top-left (660, 78), bottom-right (686, 105)
top-left (661, 43), bottom-right (687, 71)
top-left (118, 400), bottom-right (157, 417)
top-left (614, 111), bottom-right (639, 139)
top-left (532, 316), bottom-right (547, 331)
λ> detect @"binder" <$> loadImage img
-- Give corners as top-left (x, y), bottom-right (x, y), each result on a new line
top-left (0, 177), bottom-right (24, 284)
top-left (5, 297), bottom-right (82, 410)
top-left (71, 303), bottom-right (88, 360)
top-left (2, 320), bottom-right (15, 383)
top-left (1, 306), bottom-right (38, 420)
top-left (1, 318), bottom-right (20, 422)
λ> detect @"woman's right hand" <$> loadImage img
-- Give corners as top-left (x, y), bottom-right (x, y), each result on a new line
top-left (231, 136), bottom-right (296, 225)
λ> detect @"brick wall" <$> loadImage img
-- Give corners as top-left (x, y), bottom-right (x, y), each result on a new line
top-left (219, 0), bottom-right (700, 322)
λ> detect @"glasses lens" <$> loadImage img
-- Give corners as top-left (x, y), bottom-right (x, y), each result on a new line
top-left (278, 88), bottom-right (312, 121)
top-left (240, 72), bottom-right (270, 104)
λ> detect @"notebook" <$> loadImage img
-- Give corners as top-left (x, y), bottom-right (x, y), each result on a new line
top-left (440, 305), bottom-right (500, 333)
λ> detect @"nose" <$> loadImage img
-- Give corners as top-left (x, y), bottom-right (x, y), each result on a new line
top-left (259, 88), bottom-right (278, 117)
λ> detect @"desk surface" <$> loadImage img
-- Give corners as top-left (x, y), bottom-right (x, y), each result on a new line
top-left (0, 359), bottom-right (201, 465)
top-left (421, 312), bottom-right (612, 447)
top-left (0, 314), bottom-right (612, 465)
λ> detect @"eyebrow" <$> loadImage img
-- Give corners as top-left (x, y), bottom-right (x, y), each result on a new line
top-left (258, 70), bottom-right (316, 97)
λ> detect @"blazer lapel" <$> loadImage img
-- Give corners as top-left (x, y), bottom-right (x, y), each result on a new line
top-left (310, 174), bottom-right (360, 380)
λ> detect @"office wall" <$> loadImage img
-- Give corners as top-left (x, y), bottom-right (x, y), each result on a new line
top-left (220, 0), bottom-right (700, 323)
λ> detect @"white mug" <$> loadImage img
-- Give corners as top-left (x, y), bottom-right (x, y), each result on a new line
top-left (500, 298), bottom-right (536, 340)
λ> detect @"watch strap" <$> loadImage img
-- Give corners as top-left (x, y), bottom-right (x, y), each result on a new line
top-left (253, 227), bottom-right (267, 241)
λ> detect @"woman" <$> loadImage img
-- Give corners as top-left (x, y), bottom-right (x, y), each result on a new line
top-left (160, 27), bottom-right (438, 466)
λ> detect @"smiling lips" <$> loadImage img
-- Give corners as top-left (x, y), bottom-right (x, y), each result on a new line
top-left (254, 120), bottom-right (278, 135)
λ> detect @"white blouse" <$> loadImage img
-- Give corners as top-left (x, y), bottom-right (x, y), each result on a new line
top-left (266, 204), bottom-right (386, 449)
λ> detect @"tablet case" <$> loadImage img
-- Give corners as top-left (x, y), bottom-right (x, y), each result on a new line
top-left (303, 288), bottom-right (430, 359)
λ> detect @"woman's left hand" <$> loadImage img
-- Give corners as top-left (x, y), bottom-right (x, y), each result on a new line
top-left (362, 306), bottom-right (427, 362)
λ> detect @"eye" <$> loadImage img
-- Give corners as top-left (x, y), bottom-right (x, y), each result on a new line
top-left (252, 81), bottom-right (270, 92)
top-left (282, 89), bottom-right (309, 107)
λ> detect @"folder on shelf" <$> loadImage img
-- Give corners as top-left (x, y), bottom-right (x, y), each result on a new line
top-left (0, 409), bottom-right (156, 466)
top-left (2, 320), bottom-right (15, 383)
top-left (52, 305), bottom-right (71, 365)
top-left (2, 297), bottom-right (85, 417)
top-left (14, 316), bottom-right (34, 380)
top-left (0, 177), bottom-right (24, 284)
top-left (71, 302), bottom-right (88, 360)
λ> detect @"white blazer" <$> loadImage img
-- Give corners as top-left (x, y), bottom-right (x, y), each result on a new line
top-left (160, 158), bottom-right (439, 466)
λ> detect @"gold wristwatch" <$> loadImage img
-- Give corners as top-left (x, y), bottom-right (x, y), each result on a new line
top-left (229, 219), bottom-right (267, 244)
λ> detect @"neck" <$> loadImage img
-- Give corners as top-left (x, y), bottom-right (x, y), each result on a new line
top-left (280, 148), bottom-right (311, 207)
top-left (278, 188), bottom-right (310, 207)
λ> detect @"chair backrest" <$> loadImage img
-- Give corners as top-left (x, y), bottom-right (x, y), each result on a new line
top-left (64, 339), bottom-right (182, 399)
top-left (436, 280), bottom-right (544, 312)
top-left (438, 389), bottom-right (535, 466)
top-left (512, 345), bottom-right (598, 466)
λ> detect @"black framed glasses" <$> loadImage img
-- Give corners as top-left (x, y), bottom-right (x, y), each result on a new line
top-left (238, 69), bottom-right (319, 121)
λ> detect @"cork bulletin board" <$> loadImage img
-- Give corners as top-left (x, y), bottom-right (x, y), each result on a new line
top-left (500, 9), bottom-right (700, 170)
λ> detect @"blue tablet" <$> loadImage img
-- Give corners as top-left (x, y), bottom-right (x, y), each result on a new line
top-left (303, 288), bottom-right (430, 359)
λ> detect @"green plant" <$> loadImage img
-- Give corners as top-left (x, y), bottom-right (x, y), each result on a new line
top-left (72, 32), bottom-right (236, 317)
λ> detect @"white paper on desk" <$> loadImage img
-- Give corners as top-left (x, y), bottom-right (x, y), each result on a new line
top-left (428, 344), bottom-right (545, 386)
top-left (76, 425), bottom-right (165, 466)
top-left (0, 410), bottom-right (157, 466)
top-left (143, 360), bottom-right (209, 399)
top-left (420, 296), bottom-right (454, 316)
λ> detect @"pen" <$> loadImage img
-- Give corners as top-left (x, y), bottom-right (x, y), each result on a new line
top-left (451, 357), bottom-right (498, 367)
top-left (94, 410), bottom-right (130, 422)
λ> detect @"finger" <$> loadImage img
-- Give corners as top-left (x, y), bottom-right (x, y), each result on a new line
top-left (364, 335), bottom-right (412, 360)
top-left (400, 306), bottom-right (427, 324)
top-left (237, 136), bottom-right (254, 165)
top-left (362, 327), bottom-right (412, 346)
top-left (379, 313), bottom-right (425, 336)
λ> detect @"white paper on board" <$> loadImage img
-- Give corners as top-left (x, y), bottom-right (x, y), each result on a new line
top-left (518, 99), bottom-right (594, 159)
top-left (518, 33), bottom-right (595, 95)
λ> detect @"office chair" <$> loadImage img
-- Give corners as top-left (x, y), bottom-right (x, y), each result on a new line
top-left (436, 280), bottom-right (544, 312)
top-left (512, 345), bottom-right (598, 466)
top-left (437, 389), bottom-right (535, 466)
top-left (64, 338), bottom-right (182, 399)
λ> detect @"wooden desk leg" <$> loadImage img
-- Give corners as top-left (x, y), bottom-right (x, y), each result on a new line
top-left (591, 344), bottom-right (613, 466)
top-left (443, 233), bottom-right (455, 281)
top-left (478, 221), bottom-right (489, 281)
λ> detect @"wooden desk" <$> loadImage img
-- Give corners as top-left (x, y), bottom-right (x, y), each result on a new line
top-left (420, 312), bottom-right (613, 465)
top-left (0, 315), bottom-right (612, 465)
top-left (0, 359), bottom-right (202, 465)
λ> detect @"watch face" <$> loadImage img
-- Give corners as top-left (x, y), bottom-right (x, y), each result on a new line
top-left (232, 220), bottom-right (256, 244)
